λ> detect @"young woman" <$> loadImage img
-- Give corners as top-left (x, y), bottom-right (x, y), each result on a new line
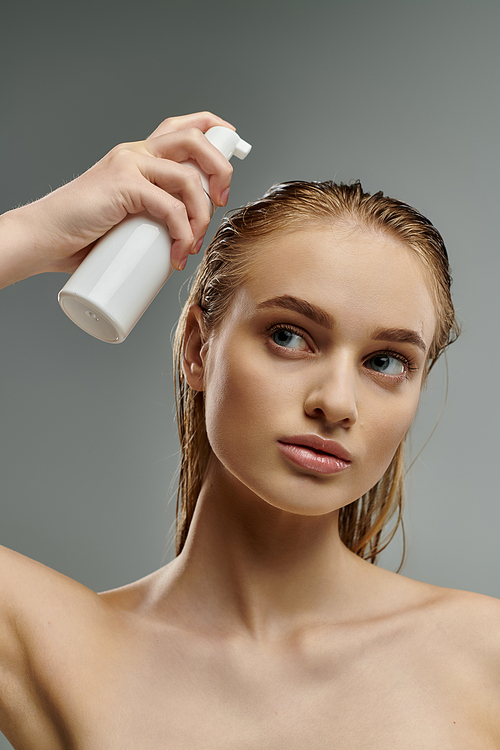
top-left (1, 112), bottom-right (499, 749)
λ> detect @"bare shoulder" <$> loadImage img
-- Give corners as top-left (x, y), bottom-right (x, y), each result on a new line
top-left (0, 544), bottom-right (113, 740)
top-left (411, 580), bottom-right (500, 638)
top-left (433, 585), bottom-right (500, 660)
top-left (370, 564), bottom-right (500, 680)
top-left (0, 543), bottom-right (105, 632)
top-left (433, 586), bottom-right (500, 729)
top-left (396, 575), bottom-right (500, 719)
top-left (390, 570), bottom-right (500, 654)
top-left (0, 542), bottom-right (112, 679)
top-left (370, 568), bottom-right (500, 737)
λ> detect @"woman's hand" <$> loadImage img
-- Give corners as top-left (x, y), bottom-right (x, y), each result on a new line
top-left (0, 111), bottom-right (236, 288)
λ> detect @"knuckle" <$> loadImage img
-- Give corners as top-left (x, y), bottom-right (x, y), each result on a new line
top-left (186, 127), bottom-right (204, 142)
top-left (169, 198), bottom-right (188, 218)
top-left (109, 141), bottom-right (135, 156)
top-left (107, 142), bottom-right (137, 169)
top-left (162, 115), bottom-right (179, 128)
top-left (108, 141), bottom-right (127, 154)
top-left (183, 167), bottom-right (203, 186)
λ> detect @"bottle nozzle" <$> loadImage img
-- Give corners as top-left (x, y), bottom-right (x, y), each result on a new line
top-left (233, 137), bottom-right (252, 160)
top-left (205, 126), bottom-right (252, 161)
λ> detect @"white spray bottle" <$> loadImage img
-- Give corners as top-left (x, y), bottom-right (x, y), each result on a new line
top-left (58, 127), bottom-right (252, 343)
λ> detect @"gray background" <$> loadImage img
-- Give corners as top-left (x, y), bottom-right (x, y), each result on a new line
top-left (1, 1), bottom-right (499, 744)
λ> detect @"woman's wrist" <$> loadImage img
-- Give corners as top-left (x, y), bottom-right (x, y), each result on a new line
top-left (0, 204), bottom-right (55, 289)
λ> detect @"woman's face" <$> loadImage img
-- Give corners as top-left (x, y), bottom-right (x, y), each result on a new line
top-left (194, 224), bottom-right (437, 516)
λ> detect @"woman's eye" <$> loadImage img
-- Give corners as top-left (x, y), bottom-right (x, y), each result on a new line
top-left (272, 328), bottom-right (308, 351)
top-left (367, 354), bottom-right (405, 376)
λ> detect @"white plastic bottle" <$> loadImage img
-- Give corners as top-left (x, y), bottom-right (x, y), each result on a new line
top-left (58, 127), bottom-right (252, 343)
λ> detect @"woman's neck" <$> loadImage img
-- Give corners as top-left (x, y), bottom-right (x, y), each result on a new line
top-left (153, 456), bottom-right (386, 644)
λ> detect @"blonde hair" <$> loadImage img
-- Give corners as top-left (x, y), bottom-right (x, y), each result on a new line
top-left (173, 181), bottom-right (460, 565)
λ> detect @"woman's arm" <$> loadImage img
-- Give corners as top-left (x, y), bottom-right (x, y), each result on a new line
top-left (0, 111), bottom-right (237, 747)
top-left (0, 111), bottom-right (235, 288)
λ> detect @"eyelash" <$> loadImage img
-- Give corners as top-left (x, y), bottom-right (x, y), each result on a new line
top-left (265, 323), bottom-right (419, 376)
top-left (370, 349), bottom-right (419, 375)
top-left (266, 323), bottom-right (311, 351)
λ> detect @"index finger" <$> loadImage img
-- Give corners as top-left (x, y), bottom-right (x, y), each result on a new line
top-left (148, 111), bottom-right (236, 139)
top-left (144, 129), bottom-right (235, 206)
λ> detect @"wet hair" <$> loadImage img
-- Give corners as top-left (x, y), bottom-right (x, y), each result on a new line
top-left (173, 180), bottom-right (460, 566)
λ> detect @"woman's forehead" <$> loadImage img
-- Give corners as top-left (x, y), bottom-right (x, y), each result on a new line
top-left (234, 225), bottom-right (437, 346)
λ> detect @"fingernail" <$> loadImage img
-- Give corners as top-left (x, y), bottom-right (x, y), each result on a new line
top-left (220, 188), bottom-right (230, 206)
top-left (179, 256), bottom-right (187, 271)
top-left (193, 238), bottom-right (203, 254)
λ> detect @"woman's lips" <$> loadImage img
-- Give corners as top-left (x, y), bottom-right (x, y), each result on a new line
top-left (277, 435), bottom-right (352, 475)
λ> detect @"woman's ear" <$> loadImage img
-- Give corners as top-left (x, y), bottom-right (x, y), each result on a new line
top-left (182, 304), bottom-right (208, 392)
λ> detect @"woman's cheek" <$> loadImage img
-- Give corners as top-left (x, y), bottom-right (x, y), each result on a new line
top-left (365, 397), bottom-right (418, 475)
top-left (203, 342), bottom-right (266, 455)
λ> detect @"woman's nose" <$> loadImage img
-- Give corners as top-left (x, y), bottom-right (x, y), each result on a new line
top-left (303, 358), bottom-right (358, 428)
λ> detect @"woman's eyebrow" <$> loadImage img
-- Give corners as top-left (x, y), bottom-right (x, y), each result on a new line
top-left (255, 295), bottom-right (334, 328)
top-left (255, 295), bottom-right (427, 353)
top-left (371, 327), bottom-right (427, 353)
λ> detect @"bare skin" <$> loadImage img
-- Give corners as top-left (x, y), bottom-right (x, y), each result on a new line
top-left (2, 547), bottom-right (500, 749)
top-left (0, 111), bottom-right (235, 287)
top-left (1, 115), bottom-right (499, 749)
